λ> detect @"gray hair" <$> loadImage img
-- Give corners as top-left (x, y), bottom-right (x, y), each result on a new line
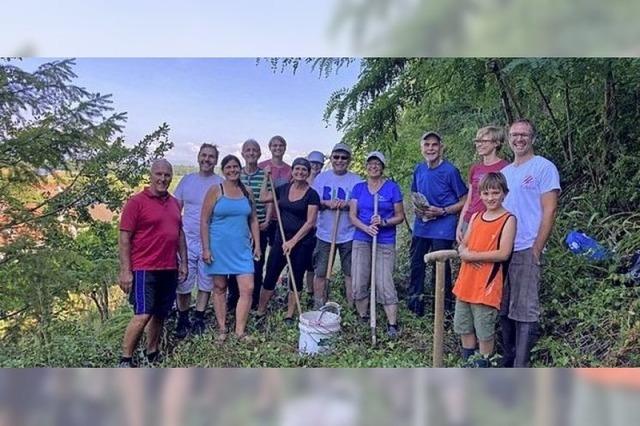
top-left (150, 158), bottom-right (173, 173)
top-left (242, 138), bottom-right (261, 152)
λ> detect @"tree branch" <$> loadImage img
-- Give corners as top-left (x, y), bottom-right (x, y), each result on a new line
top-left (1, 193), bottom-right (86, 231)
top-left (564, 82), bottom-right (573, 162)
top-left (532, 77), bottom-right (568, 162)
top-left (488, 59), bottom-right (516, 124)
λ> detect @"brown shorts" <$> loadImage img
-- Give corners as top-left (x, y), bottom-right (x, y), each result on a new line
top-left (500, 248), bottom-right (541, 322)
top-left (351, 240), bottom-right (398, 305)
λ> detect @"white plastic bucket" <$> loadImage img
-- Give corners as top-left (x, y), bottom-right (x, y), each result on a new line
top-left (298, 302), bottom-right (341, 355)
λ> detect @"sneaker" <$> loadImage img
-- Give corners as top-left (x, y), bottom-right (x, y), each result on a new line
top-left (358, 315), bottom-right (370, 324)
top-left (175, 318), bottom-right (191, 339)
top-left (283, 317), bottom-right (296, 327)
top-left (118, 358), bottom-right (135, 368)
top-left (387, 324), bottom-right (399, 339)
top-left (145, 350), bottom-right (164, 365)
top-left (191, 318), bottom-right (206, 336)
top-left (472, 356), bottom-right (490, 368)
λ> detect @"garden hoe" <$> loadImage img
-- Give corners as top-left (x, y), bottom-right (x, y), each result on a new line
top-left (424, 249), bottom-right (458, 367)
top-left (370, 193), bottom-right (379, 346)
top-left (322, 208), bottom-right (341, 307)
top-left (269, 174), bottom-right (302, 316)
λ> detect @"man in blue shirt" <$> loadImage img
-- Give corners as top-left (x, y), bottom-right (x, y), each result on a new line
top-left (408, 131), bottom-right (468, 317)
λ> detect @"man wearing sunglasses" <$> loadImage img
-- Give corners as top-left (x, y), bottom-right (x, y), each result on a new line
top-left (311, 143), bottom-right (363, 309)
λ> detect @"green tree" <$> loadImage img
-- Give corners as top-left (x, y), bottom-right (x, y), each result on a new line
top-left (0, 59), bottom-right (172, 340)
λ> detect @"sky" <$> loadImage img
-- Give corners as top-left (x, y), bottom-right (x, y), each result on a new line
top-left (18, 58), bottom-right (361, 166)
top-left (5, 1), bottom-right (347, 57)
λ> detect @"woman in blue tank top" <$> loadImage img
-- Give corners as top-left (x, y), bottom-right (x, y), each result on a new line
top-left (201, 155), bottom-right (261, 342)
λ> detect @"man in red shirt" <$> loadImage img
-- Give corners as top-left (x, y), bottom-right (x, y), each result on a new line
top-left (118, 159), bottom-right (187, 367)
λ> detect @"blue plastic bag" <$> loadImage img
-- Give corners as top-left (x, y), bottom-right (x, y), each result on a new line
top-left (565, 230), bottom-right (610, 261)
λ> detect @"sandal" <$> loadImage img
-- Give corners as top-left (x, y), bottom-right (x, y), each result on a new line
top-left (216, 332), bottom-right (228, 343)
top-left (234, 333), bottom-right (255, 343)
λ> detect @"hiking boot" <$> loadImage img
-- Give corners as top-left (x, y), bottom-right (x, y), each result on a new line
top-left (191, 318), bottom-right (206, 336)
top-left (175, 317), bottom-right (191, 339)
top-left (387, 324), bottom-right (399, 339)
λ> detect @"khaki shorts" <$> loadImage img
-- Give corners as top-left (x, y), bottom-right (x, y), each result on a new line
top-left (453, 300), bottom-right (498, 341)
top-left (351, 240), bottom-right (398, 305)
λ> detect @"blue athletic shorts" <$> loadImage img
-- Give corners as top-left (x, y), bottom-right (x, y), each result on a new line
top-left (129, 270), bottom-right (178, 318)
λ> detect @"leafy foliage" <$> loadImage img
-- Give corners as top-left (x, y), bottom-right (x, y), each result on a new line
top-left (319, 57), bottom-right (640, 366)
top-left (0, 59), bottom-right (172, 341)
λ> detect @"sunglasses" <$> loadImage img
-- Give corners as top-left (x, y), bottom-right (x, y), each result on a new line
top-left (332, 154), bottom-right (350, 161)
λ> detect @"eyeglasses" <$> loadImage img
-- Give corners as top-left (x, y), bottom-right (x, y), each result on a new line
top-left (509, 133), bottom-right (532, 139)
top-left (332, 155), bottom-right (350, 161)
top-left (473, 139), bottom-right (494, 144)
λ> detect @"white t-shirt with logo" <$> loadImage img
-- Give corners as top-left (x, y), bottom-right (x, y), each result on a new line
top-left (502, 155), bottom-right (560, 251)
top-left (174, 173), bottom-right (224, 240)
top-left (312, 170), bottom-right (363, 244)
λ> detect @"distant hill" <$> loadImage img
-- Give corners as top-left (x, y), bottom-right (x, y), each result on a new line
top-left (173, 165), bottom-right (199, 175)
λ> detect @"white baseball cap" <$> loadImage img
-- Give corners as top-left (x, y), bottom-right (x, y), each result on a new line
top-left (366, 151), bottom-right (386, 167)
top-left (421, 131), bottom-right (442, 144)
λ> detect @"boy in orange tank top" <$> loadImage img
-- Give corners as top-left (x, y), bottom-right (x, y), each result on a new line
top-left (453, 172), bottom-right (516, 367)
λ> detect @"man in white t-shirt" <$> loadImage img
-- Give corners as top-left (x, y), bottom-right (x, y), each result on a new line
top-left (501, 119), bottom-right (561, 367)
top-left (312, 143), bottom-right (363, 309)
top-left (173, 143), bottom-right (224, 338)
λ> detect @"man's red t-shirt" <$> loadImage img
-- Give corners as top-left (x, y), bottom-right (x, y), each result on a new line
top-left (119, 187), bottom-right (182, 270)
top-left (258, 159), bottom-right (292, 188)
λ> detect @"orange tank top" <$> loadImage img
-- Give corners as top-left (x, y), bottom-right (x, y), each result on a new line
top-left (453, 211), bottom-right (513, 309)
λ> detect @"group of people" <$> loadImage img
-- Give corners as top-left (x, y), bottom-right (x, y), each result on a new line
top-left (117, 118), bottom-right (560, 368)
